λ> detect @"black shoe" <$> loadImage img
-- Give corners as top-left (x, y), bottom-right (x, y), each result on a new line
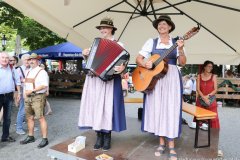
top-left (37, 138), bottom-right (48, 148)
top-left (1, 136), bottom-right (16, 142)
top-left (93, 132), bottom-right (103, 150)
top-left (102, 132), bottom-right (111, 151)
top-left (20, 136), bottom-right (35, 144)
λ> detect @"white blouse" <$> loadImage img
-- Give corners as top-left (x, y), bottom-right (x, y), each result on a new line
top-left (139, 36), bottom-right (186, 59)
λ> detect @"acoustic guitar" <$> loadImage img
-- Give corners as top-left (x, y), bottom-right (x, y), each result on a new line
top-left (132, 26), bottom-right (200, 93)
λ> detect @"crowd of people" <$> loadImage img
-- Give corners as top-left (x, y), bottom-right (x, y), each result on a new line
top-left (0, 52), bottom-right (51, 148)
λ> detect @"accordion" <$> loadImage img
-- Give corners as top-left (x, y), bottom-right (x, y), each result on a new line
top-left (85, 38), bottom-right (130, 81)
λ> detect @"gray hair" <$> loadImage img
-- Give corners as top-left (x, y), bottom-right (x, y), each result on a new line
top-left (21, 54), bottom-right (30, 60)
top-left (0, 52), bottom-right (9, 57)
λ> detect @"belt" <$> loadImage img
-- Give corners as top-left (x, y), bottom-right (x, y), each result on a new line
top-left (27, 93), bottom-right (45, 97)
top-left (0, 92), bottom-right (13, 97)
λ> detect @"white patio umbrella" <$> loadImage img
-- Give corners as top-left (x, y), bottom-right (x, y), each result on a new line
top-left (4, 0), bottom-right (240, 64)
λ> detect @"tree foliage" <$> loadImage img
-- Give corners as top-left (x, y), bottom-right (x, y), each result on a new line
top-left (0, 2), bottom-right (66, 51)
top-left (0, 24), bottom-right (17, 51)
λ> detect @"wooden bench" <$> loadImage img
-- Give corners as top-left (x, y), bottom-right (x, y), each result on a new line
top-left (49, 73), bottom-right (84, 96)
top-left (50, 84), bottom-right (83, 96)
top-left (124, 98), bottom-right (144, 103)
top-left (50, 87), bottom-right (83, 94)
top-left (182, 102), bottom-right (216, 148)
top-left (124, 98), bottom-right (217, 148)
top-left (216, 78), bottom-right (240, 100)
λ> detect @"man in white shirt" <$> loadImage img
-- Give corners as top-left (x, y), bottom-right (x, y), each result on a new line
top-left (183, 75), bottom-right (193, 95)
top-left (183, 75), bottom-right (193, 103)
top-left (20, 53), bottom-right (49, 148)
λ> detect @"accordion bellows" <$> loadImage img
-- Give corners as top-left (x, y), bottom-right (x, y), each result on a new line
top-left (85, 38), bottom-right (130, 81)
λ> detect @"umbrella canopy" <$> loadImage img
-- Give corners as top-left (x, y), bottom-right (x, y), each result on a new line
top-left (20, 42), bottom-right (82, 60)
top-left (4, 0), bottom-right (240, 64)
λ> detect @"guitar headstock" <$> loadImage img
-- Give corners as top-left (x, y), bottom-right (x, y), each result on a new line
top-left (183, 25), bottom-right (200, 40)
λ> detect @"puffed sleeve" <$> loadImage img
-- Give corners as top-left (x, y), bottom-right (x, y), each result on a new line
top-left (139, 38), bottom-right (154, 58)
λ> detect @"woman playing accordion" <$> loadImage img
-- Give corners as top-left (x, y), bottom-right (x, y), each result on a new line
top-left (78, 17), bottom-right (127, 151)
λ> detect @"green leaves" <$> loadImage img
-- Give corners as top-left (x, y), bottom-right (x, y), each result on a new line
top-left (0, 2), bottom-right (66, 51)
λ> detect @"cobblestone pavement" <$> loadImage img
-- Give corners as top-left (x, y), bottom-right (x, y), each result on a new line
top-left (0, 93), bottom-right (240, 159)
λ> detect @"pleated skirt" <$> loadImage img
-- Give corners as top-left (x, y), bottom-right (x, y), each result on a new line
top-left (78, 75), bottom-right (126, 132)
top-left (142, 65), bottom-right (183, 138)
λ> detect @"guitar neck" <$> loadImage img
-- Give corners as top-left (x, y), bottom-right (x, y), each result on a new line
top-left (153, 43), bottom-right (178, 66)
top-left (152, 26), bottom-right (200, 67)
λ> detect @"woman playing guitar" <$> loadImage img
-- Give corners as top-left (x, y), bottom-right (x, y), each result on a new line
top-left (136, 15), bottom-right (186, 160)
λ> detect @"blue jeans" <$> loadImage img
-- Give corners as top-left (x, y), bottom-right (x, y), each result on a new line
top-left (16, 92), bottom-right (25, 131)
top-left (0, 92), bottom-right (13, 140)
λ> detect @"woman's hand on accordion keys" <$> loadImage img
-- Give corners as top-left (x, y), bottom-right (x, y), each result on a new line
top-left (114, 63), bottom-right (125, 74)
